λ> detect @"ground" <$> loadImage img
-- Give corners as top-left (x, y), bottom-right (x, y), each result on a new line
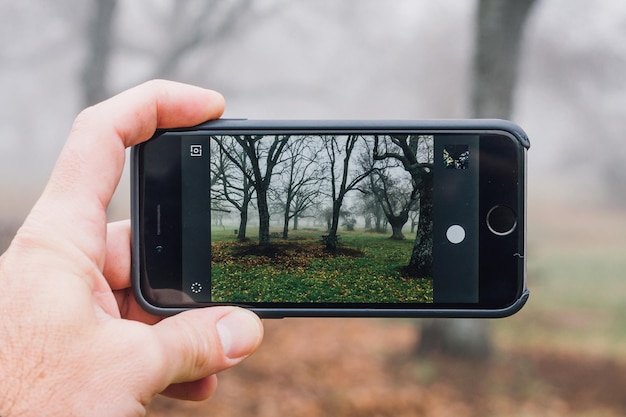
top-left (146, 318), bottom-right (626, 417)
top-left (145, 201), bottom-right (626, 417)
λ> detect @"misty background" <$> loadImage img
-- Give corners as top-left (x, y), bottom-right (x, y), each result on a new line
top-left (2, 0), bottom-right (625, 224)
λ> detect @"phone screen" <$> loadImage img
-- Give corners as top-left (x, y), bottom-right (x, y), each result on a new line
top-left (135, 123), bottom-right (527, 316)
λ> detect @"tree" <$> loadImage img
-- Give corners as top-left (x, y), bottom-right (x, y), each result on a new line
top-left (272, 137), bottom-right (325, 239)
top-left (80, 0), bottom-right (256, 107)
top-left (231, 135), bottom-right (290, 246)
top-left (367, 160), bottom-right (419, 241)
top-left (210, 136), bottom-right (256, 241)
top-left (373, 135), bottom-right (434, 276)
top-left (323, 135), bottom-right (374, 250)
top-left (418, 0), bottom-right (538, 360)
top-left (147, 0), bottom-right (253, 79)
top-left (356, 192), bottom-right (387, 233)
top-left (82, 0), bottom-right (117, 106)
top-left (470, 0), bottom-right (538, 119)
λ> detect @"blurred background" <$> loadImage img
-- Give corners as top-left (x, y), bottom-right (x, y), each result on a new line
top-left (2, 0), bottom-right (626, 415)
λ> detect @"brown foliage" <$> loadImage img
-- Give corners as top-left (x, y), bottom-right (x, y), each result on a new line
top-left (212, 239), bottom-right (365, 269)
top-left (147, 319), bottom-right (626, 417)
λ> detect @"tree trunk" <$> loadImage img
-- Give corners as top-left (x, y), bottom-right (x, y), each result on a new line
top-left (82, 0), bottom-right (117, 107)
top-left (257, 188), bottom-right (271, 246)
top-left (471, 0), bottom-right (537, 119)
top-left (326, 200), bottom-right (343, 250)
top-left (407, 174), bottom-right (433, 277)
top-left (416, 0), bottom-right (537, 360)
top-left (293, 215), bottom-right (299, 231)
top-left (282, 210), bottom-right (290, 239)
top-left (237, 205), bottom-right (248, 241)
top-left (388, 212), bottom-right (408, 240)
top-left (417, 319), bottom-right (492, 359)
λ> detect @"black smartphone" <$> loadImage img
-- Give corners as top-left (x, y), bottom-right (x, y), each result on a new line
top-left (131, 119), bottom-right (529, 318)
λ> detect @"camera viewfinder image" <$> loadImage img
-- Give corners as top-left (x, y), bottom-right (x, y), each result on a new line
top-left (207, 134), bottom-right (435, 304)
top-left (443, 144), bottom-right (469, 170)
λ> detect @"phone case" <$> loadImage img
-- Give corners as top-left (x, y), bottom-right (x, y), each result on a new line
top-left (131, 119), bottom-right (529, 318)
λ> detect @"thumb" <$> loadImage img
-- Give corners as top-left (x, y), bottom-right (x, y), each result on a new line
top-left (152, 307), bottom-right (263, 386)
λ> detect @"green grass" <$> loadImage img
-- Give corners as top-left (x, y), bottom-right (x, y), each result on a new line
top-left (210, 228), bottom-right (433, 304)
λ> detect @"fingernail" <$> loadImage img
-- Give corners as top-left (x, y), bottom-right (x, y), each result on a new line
top-left (216, 309), bottom-right (263, 359)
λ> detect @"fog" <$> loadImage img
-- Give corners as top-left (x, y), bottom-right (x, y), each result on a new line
top-left (1, 0), bottom-right (625, 217)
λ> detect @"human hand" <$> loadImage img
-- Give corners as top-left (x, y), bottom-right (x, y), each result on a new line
top-left (0, 80), bottom-right (264, 416)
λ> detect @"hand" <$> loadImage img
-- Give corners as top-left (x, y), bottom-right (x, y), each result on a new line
top-left (0, 80), bottom-right (264, 416)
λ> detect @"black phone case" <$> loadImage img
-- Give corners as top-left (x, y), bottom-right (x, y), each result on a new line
top-left (131, 119), bottom-right (529, 318)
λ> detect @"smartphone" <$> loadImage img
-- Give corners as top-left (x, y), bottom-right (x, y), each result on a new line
top-left (131, 119), bottom-right (529, 318)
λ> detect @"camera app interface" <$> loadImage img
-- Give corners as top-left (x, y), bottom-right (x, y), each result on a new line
top-left (180, 133), bottom-right (479, 305)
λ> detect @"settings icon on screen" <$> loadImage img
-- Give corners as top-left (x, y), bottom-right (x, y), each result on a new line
top-left (190, 144), bottom-right (203, 157)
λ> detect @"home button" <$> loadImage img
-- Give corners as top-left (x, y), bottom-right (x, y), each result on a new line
top-left (487, 205), bottom-right (517, 236)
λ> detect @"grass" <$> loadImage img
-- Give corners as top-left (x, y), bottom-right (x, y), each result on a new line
top-left (209, 228), bottom-right (433, 304)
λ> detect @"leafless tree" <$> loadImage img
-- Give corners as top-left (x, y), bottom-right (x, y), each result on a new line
top-left (80, 0), bottom-right (255, 106)
top-left (364, 141), bottom-right (420, 241)
top-left (322, 135), bottom-right (375, 250)
top-left (418, 0), bottom-right (538, 360)
top-left (271, 137), bottom-right (325, 239)
top-left (471, 0), bottom-right (538, 118)
top-left (210, 136), bottom-right (255, 241)
top-left (82, 0), bottom-right (118, 106)
top-left (373, 135), bottom-right (434, 277)
top-left (230, 135), bottom-right (290, 247)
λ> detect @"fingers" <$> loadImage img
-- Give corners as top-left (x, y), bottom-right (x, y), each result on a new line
top-left (104, 220), bottom-right (131, 290)
top-left (160, 376), bottom-right (219, 401)
top-left (153, 307), bottom-right (263, 385)
top-left (53, 80), bottom-right (225, 211)
top-left (31, 80), bottom-right (225, 267)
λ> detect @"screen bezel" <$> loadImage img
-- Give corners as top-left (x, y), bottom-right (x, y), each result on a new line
top-left (132, 120), bottom-right (528, 318)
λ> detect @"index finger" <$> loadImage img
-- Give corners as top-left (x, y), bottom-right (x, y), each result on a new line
top-left (30, 80), bottom-right (224, 265)
top-left (52, 80), bottom-right (224, 212)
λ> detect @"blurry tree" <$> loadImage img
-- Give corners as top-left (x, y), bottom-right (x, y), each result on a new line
top-left (80, 0), bottom-right (254, 106)
top-left (147, 0), bottom-right (253, 79)
top-left (470, 0), bottom-right (538, 119)
top-left (82, 0), bottom-right (118, 106)
top-left (418, 0), bottom-right (538, 359)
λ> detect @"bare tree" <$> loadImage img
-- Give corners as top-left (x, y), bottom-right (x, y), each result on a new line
top-left (323, 135), bottom-right (375, 250)
top-left (471, 0), bottom-right (538, 118)
top-left (272, 137), bottom-right (325, 239)
top-left (148, 0), bottom-right (253, 79)
top-left (210, 136), bottom-right (256, 241)
top-left (356, 193), bottom-right (387, 234)
top-left (368, 170), bottom-right (418, 240)
top-left (365, 152), bottom-right (419, 240)
top-left (82, 0), bottom-right (118, 106)
top-left (418, 0), bottom-right (538, 360)
top-left (373, 135), bottom-right (434, 277)
top-left (231, 135), bottom-right (290, 247)
top-left (80, 0), bottom-right (256, 107)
